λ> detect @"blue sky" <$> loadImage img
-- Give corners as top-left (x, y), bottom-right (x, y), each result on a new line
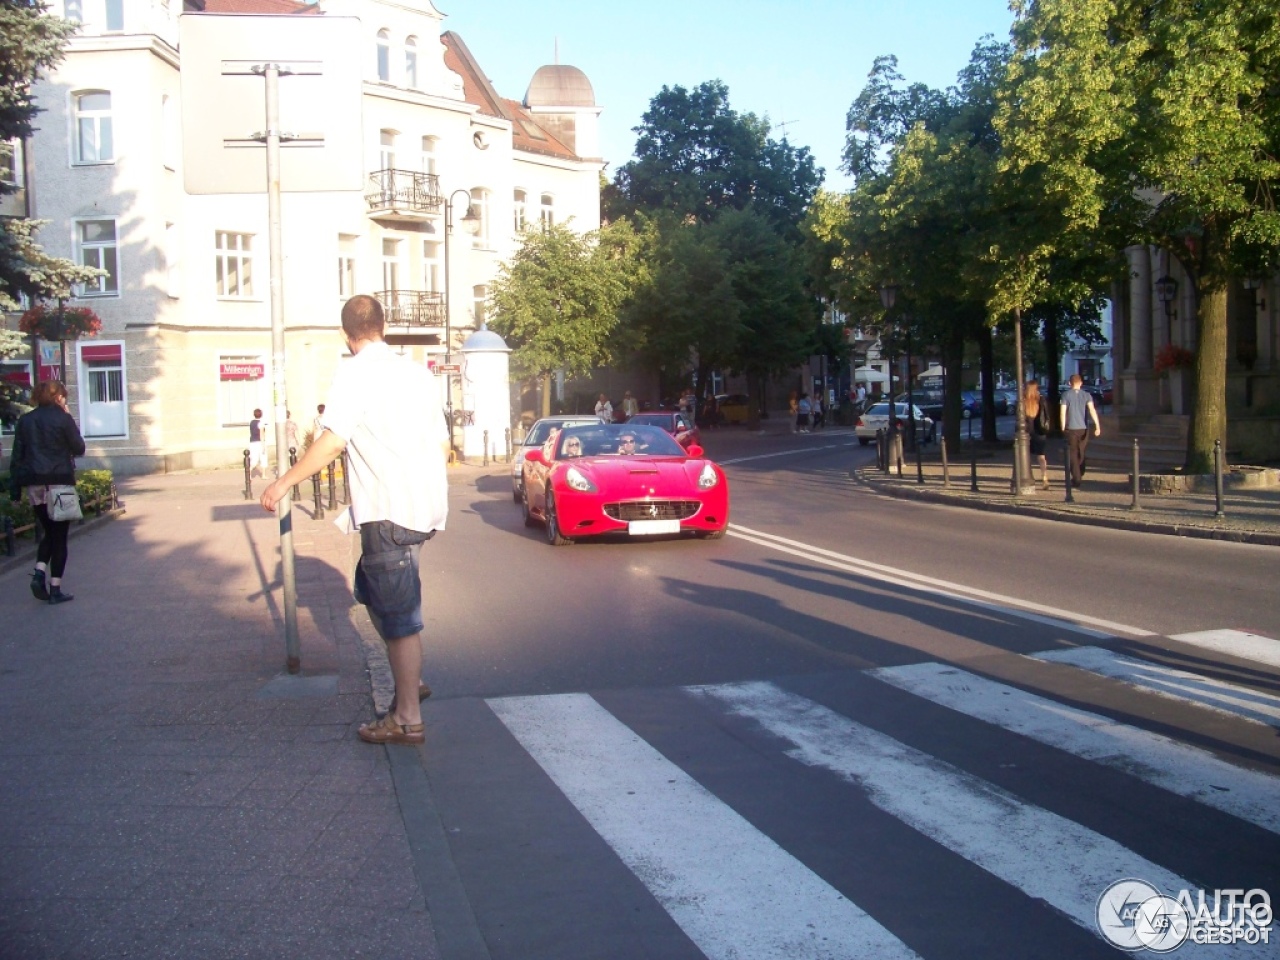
top-left (439, 0), bottom-right (1017, 191)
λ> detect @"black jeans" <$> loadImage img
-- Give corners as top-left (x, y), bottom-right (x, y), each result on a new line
top-left (1065, 429), bottom-right (1090, 484)
top-left (35, 504), bottom-right (71, 577)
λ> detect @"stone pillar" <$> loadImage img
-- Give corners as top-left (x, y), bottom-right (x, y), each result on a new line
top-left (1128, 245), bottom-right (1152, 371)
top-left (1109, 279), bottom-right (1127, 408)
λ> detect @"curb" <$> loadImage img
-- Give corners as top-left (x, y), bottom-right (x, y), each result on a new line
top-left (854, 471), bottom-right (1280, 547)
top-left (0, 506), bottom-right (128, 578)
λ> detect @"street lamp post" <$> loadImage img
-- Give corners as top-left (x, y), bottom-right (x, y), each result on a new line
top-left (1011, 307), bottom-right (1033, 496)
top-left (1155, 274), bottom-right (1178, 342)
top-left (441, 188), bottom-right (479, 456)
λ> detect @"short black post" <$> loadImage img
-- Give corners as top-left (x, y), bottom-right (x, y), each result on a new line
top-left (970, 442), bottom-right (978, 492)
top-left (312, 471), bottom-right (325, 520)
top-left (915, 431), bottom-right (924, 484)
top-left (2, 515), bottom-right (14, 557)
top-left (876, 429), bottom-right (886, 473)
top-left (1129, 438), bottom-right (1141, 511)
top-left (327, 460), bottom-right (337, 510)
top-left (242, 449), bottom-right (253, 500)
top-left (341, 450), bottom-right (352, 504)
top-left (941, 437), bottom-right (950, 489)
top-left (1064, 445), bottom-right (1074, 503)
top-left (289, 447), bottom-right (299, 500)
top-left (1214, 439), bottom-right (1225, 519)
top-left (483, 429), bottom-right (490, 466)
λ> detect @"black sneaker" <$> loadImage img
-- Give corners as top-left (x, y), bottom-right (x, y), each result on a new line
top-left (47, 587), bottom-right (74, 605)
top-left (30, 570), bottom-right (49, 602)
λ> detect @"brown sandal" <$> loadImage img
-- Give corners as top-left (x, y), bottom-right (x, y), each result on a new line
top-left (358, 714), bottom-right (424, 745)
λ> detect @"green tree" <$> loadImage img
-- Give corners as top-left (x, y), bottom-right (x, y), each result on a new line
top-left (998, 0), bottom-right (1280, 472)
top-left (488, 220), bottom-right (639, 417)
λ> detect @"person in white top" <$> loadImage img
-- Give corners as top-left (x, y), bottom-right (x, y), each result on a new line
top-left (261, 294), bottom-right (449, 746)
top-left (595, 393), bottom-right (613, 424)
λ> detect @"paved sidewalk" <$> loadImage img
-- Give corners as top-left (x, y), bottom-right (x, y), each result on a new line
top-left (0, 469), bottom-right (441, 960)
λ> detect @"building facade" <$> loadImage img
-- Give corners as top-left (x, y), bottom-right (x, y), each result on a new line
top-left (2, 0), bottom-right (602, 473)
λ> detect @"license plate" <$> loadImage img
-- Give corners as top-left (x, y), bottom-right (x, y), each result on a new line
top-left (628, 519), bottom-right (680, 535)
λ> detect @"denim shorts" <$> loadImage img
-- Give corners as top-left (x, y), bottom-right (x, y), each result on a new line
top-left (352, 520), bottom-right (434, 641)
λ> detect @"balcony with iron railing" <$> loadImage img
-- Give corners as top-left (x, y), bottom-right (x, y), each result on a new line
top-left (365, 169), bottom-right (443, 222)
top-left (376, 289), bottom-right (446, 340)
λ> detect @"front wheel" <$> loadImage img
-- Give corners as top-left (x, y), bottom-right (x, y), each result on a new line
top-left (544, 493), bottom-right (571, 546)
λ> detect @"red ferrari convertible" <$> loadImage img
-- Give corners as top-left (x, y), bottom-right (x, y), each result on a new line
top-left (520, 423), bottom-right (729, 545)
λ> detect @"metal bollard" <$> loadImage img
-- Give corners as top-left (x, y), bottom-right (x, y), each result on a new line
top-left (941, 437), bottom-right (950, 488)
top-left (876, 429), bottom-right (886, 472)
top-left (483, 429), bottom-right (490, 466)
top-left (341, 450), bottom-right (351, 505)
top-left (242, 449), bottom-right (253, 500)
top-left (289, 447), bottom-right (299, 500)
top-left (970, 442), bottom-right (978, 492)
top-left (311, 470), bottom-right (325, 520)
top-left (1129, 438), bottom-right (1141, 511)
top-left (2, 515), bottom-right (14, 557)
top-left (327, 460), bottom-right (337, 510)
top-left (1214, 439), bottom-right (1225, 519)
top-left (1064, 445), bottom-right (1074, 503)
top-left (915, 429), bottom-right (924, 484)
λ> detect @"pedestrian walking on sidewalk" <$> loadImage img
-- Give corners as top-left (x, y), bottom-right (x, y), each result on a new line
top-left (8, 380), bottom-right (86, 604)
top-left (261, 294), bottom-right (449, 745)
top-left (1060, 373), bottom-right (1100, 487)
top-left (248, 409), bottom-right (267, 478)
top-left (796, 393), bottom-right (812, 433)
top-left (1024, 380), bottom-right (1050, 488)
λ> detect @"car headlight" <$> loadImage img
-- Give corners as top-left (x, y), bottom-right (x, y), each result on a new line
top-left (697, 463), bottom-right (719, 489)
top-left (565, 466), bottom-right (596, 492)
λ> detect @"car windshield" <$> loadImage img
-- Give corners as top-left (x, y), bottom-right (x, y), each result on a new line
top-left (525, 418), bottom-right (595, 445)
top-left (555, 424), bottom-right (686, 458)
top-left (627, 414), bottom-right (672, 429)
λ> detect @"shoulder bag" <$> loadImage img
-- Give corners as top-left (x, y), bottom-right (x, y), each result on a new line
top-left (48, 485), bottom-right (83, 522)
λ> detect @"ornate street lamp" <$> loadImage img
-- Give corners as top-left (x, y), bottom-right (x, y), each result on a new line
top-left (441, 188), bottom-right (480, 455)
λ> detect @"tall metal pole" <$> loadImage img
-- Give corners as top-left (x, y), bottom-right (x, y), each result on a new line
top-left (442, 197), bottom-right (455, 457)
top-left (260, 63), bottom-right (300, 673)
top-left (1012, 307), bottom-right (1032, 496)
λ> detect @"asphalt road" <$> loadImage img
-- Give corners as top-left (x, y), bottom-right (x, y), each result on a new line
top-left (408, 428), bottom-right (1280, 960)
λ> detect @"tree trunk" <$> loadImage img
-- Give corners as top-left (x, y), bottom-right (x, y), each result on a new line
top-left (978, 325), bottom-right (998, 441)
top-left (942, 327), bottom-right (965, 455)
top-left (541, 372), bottom-right (552, 419)
top-left (1043, 313), bottom-right (1061, 433)
top-left (1186, 284), bottom-right (1228, 474)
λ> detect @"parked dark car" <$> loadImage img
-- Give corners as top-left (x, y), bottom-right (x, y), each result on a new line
top-left (895, 391), bottom-right (943, 422)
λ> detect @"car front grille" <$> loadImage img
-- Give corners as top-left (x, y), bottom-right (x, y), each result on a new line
top-left (605, 500), bottom-right (701, 522)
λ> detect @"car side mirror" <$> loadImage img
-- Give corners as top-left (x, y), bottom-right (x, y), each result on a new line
top-left (525, 449), bottom-right (546, 465)
top-left (686, 444), bottom-right (704, 458)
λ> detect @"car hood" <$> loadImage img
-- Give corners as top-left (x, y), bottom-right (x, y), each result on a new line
top-left (565, 456), bottom-right (710, 494)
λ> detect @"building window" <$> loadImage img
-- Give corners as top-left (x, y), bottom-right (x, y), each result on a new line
top-left (380, 129), bottom-right (396, 171)
top-left (0, 139), bottom-right (21, 187)
top-left (215, 231), bottom-right (253, 298)
top-left (338, 234), bottom-right (358, 298)
top-left (105, 0), bottom-right (123, 31)
top-left (381, 237), bottom-right (402, 291)
top-left (513, 189), bottom-right (527, 232)
top-left (218, 354), bottom-right (268, 427)
top-left (472, 285), bottom-right (487, 326)
top-left (540, 193), bottom-right (555, 230)
top-left (74, 91), bottom-right (113, 164)
top-left (404, 36), bottom-right (418, 88)
top-left (470, 187), bottom-right (489, 249)
top-left (422, 239), bottom-right (441, 292)
top-left (76, 219), bottom-right (119, 296)
top-left (80, 342), bottom-right (127, 438)
top-left (420, 136), bottom-right (437, 176)
top-left (376, 29), bottom-right (391, 82)
top-left (1, 358), bottom-right (33, 434)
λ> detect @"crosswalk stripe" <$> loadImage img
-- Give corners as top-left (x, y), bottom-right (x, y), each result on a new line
top-left (1032, 647), bottom-right (1280, 728)
top-left (868, 661), bottom-right (1280, 834)
top-left (690, 680), bottom-right (1211, 949)
top-left (1169, 629), bottom-right (1280, 670)
top-left (487, 692), bottom-right (922, 960)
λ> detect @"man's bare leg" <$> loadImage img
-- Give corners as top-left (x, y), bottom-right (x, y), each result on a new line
top-left (386, 632), bottom-right (423, 727)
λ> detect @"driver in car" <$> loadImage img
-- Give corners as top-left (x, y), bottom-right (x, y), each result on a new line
top-left (563, 436), bottom-right (583, 458)
top-left (617, 434), bottom-right (637, 455)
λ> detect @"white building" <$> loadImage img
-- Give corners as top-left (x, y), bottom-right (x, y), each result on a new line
top-left (2, 0), bottom-right (602, 473)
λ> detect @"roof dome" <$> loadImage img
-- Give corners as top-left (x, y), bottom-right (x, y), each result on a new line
top-left (525, 64), bottom-right (596, 108)
top-left (461, 326), bottom-right (510, 352)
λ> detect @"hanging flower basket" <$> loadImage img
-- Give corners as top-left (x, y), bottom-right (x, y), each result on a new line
top-left (18, 302), bottom-right (103, 341)
top-left (1153, 343), bottom-right (1194, 374)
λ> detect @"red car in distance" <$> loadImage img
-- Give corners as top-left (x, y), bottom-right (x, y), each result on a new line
top-left (624, 411), bottom-right (700, 450)
top-left (520, 423), bottom-right (729, 546)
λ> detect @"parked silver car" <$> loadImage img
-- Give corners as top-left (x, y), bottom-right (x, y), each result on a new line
top-left (854, 402), bottom-right (935, 446)
top-left (511, 416), bottom-right (602, 501)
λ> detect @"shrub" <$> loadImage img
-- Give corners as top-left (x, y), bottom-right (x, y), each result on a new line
top-left (76, 469), bottom-right (115, 510)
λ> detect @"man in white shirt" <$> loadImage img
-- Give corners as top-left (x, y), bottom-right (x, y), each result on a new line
top-left (261, 294), bottom-right (449, 745)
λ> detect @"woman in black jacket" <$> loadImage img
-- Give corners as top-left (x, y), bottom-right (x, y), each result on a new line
top-left (9, 380), bottom-right (86, 604)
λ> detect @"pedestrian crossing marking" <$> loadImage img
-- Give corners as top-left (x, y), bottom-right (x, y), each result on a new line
top-left (487, 692), bottom-right (922, 960)
top-left (1169, 629), bottom-right (1280, 670)
top-left (1032, 647), bottom-right (1280, 729)
top-left (690, 681), bottom-right (1205, 946)
top-left (869, 662), bottom-right (1280, 834)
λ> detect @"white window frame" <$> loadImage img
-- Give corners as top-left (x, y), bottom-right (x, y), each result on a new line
top-left (338, 234), bottom-right (358, 299)
top-left (513, 188), bottom-right (527, 232)
top-left (470, 187), bottom-right (490, 249)
top-left (421, 238), bottom-right (441, 293)
top-left (380, 129), bottom-right (396, 171)
top-left (540, 192), bottom-right (555, 230)
top-left (381, 237), bottom-right (403, 292)
top-left (73, 90), bottom-right (113, 165)
top-left (376, 29), bottom-right (391, 82)
top-left (215, 231), bottom-right (254, 299)
top-left (472, 284), bottom-right (487, 326)
top-left (420, 136), bottom-right (437, 176)
top-left (78, 340), bottom-right (128, 439)
top-left (75, 218), bottom-right (119, 297)
top-left (0, 139), bottom-right (22, 188)
top-left (404, 36), bottom-right (418, 88)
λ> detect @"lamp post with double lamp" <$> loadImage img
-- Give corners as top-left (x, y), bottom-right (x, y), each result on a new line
top-left (441, 188), bottom-right (480, 456)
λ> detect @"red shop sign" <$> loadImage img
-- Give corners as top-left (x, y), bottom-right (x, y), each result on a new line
top-left (220, 362), bottom-right (265, 381)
